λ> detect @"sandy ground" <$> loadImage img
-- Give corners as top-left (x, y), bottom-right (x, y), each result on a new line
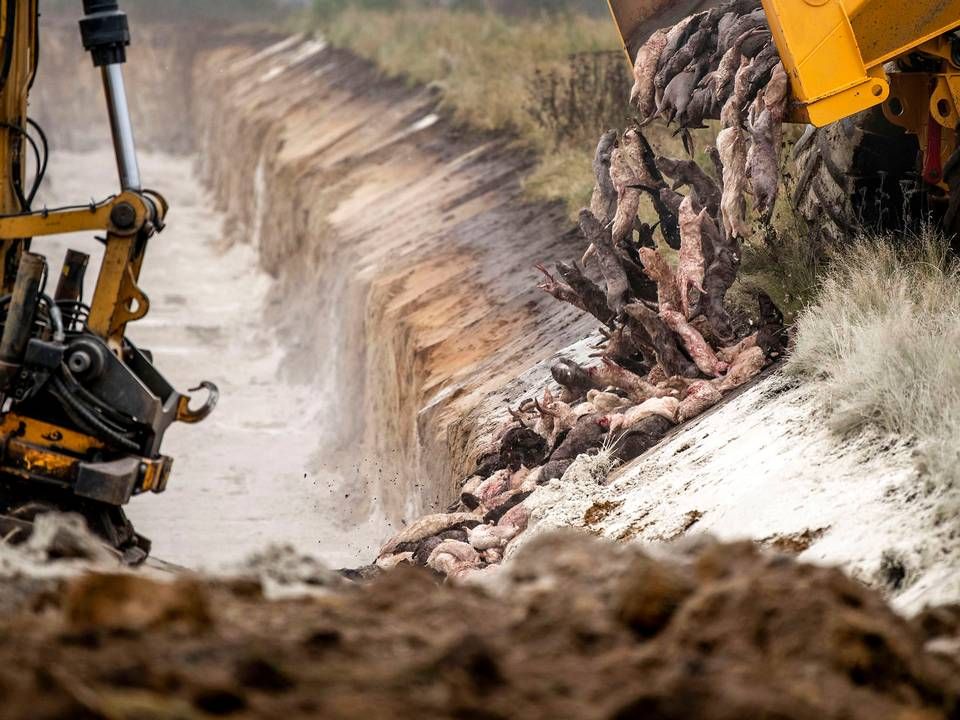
top-left (520, 370), bottom-right (960, 615)
top-left (35, 149), bottom-right (388, 570)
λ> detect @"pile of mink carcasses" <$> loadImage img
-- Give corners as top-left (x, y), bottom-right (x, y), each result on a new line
top-left (374, 0), bottom-right (792, 580)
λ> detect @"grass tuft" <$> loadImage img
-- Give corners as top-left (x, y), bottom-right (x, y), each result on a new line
top-left (786, 228), bottom-right (960, 489)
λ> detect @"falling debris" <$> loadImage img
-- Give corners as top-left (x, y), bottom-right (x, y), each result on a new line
top-left (370, 0), bottom-right (799, 581)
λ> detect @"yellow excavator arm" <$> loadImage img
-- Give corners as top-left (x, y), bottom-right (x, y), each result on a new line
top-left (0, 0), bottom-right (216, 562)
top-left (608, 0), bottom-right (960, 124)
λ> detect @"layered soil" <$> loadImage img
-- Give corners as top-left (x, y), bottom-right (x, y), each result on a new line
top-left (191, 38), bottom-right (594, 523)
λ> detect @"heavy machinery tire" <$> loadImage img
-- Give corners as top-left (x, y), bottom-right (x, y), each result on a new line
top-left (791, 106), bottom-right (924, 245)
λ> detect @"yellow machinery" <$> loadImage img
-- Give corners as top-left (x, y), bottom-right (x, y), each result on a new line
top-left (609, 0), bottom-right (960, 191)
top-left (0, 0), bottom-right (215, 562)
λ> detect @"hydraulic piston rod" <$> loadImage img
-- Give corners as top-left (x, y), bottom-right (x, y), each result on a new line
top-left (79, 0), bottom-right (141, 191)
top-left (100, 63), bottom-right (141, 191)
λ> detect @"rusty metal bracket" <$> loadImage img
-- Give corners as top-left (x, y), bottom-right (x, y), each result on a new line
top-left (176, 381), bottom-right (219, 425)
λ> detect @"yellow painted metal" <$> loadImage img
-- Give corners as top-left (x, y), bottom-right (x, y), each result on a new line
top-left (0, 4), bottom-right (188, 505)
top-left (932, 74), bottom-right (960, 128)
top-left (760, 0), bottom-right (886, 126)
top-left (138, 457), bottom-right (169, 493)
top-left (848, 0), bottom-right (960, 67)
top-left (608, 0), bottom-right (960, 128)
top-left (0, 192), bottom-right (149, 239)
top-left (0, 0), bottom-right (39, 293)
top-left (0, 415), bottom-right (169, 495)
top-left (0, 190), bottom-right (165, 349)
top-left (760, 0), bottom-right (960, 127)
top-left (0, 191), bottom-right (162, 349)
top-left (87, 195), bottom-right (160, 349)
top-left (0, 413), bottom-right (105, 455)
top-left (9, 441), bottom-right (77, 482)
top-left (88, 235), bottom-right (142, 347)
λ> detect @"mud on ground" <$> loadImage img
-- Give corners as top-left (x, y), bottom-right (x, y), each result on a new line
top-left (2, 531), bottom-right (959, 720)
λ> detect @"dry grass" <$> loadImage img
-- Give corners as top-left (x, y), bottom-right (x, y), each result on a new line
top-left (325, 8), bottom-right (618, 134)
top-left (787, 229), bottom-right (960, 491)
top-left (48, 0), bottom-right (281, 21)
top-left (320, 7), bottom-right (628, 216)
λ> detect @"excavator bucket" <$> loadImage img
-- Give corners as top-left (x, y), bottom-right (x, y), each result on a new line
top-left (761, 0), bottom-right (960, 126)
top-left (606, 0), bottom-right (721, 62)
top-left (608, 0), bottom-right (960, 127)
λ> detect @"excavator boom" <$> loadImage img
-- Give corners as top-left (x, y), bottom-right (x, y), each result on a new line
top-left (0, 0), bottom-right (216, 562)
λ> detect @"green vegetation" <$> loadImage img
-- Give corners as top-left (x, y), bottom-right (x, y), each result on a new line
top-left (313, 5), bottom-right (629, 215)
top-left (736, 180), bottom-right (822, 324)
top-left (787, 229), bottom-right (960, 489)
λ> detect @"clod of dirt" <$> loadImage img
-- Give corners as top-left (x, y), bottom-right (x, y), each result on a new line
top-left (915, 604), bottom-right (960, 642)
top-left (664, 509), bottom-right (704, 541)
top-left (615, 553), bottom-right (695, 637)
top-left (0, 513), bottom-right (123, 615)
top-left (584, 499), bottom-right (624, 526)
top-left (760, 527), bottom-right (829, 555)
top-left (1, 531), bottom-right (958, 719)
top-left (63, 573), bottom-right (211, 633)
top-left (20, 512), bottom-right (117, 565)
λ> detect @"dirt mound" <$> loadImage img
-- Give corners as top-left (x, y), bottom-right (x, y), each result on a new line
top-left (1, 531), bottom-right (957, 719)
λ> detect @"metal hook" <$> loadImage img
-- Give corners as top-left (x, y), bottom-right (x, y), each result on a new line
top-left (176, 380), bottom-right (219, 424)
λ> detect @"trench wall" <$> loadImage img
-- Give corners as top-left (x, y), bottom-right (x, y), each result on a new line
top-left (34, 24), bottom-right (592, 522)
top-left (191, 38), bottom-right (592, 519)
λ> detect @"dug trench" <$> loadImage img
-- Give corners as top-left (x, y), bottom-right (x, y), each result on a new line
top-left (3, 15), bottom-right (959, 720)
top-left (33, 21), bottom-right (595, 567)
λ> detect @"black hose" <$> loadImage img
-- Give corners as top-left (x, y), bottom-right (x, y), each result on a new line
top-left (0, 196), bottom-right (117, 220)
top-left (0, 121), bottom-right (45, 212)
top-left (39, 294), bottom-right (64, 342)
top-left (50, 373), bottom-right (140, 453)
top-left (25, 119), bottom-right (48, 206)
top-left (58, 362), bottom-right (138, 431)
top-left (0, 0), bottom-right (17, 95)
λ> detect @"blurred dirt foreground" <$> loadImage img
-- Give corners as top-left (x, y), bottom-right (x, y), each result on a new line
top-left (2, 525), bottom-right (960, 719)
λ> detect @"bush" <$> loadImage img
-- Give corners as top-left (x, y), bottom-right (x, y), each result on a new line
top-left (786, 228), bottom-right (960, 489)
top-left (526, 51), bottom-right (632, 149)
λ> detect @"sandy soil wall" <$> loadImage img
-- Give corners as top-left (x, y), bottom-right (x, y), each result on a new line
top-left (191, 37), bottom-right (593, 521)
top-left (34, 22), bottom-right (592, 526)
